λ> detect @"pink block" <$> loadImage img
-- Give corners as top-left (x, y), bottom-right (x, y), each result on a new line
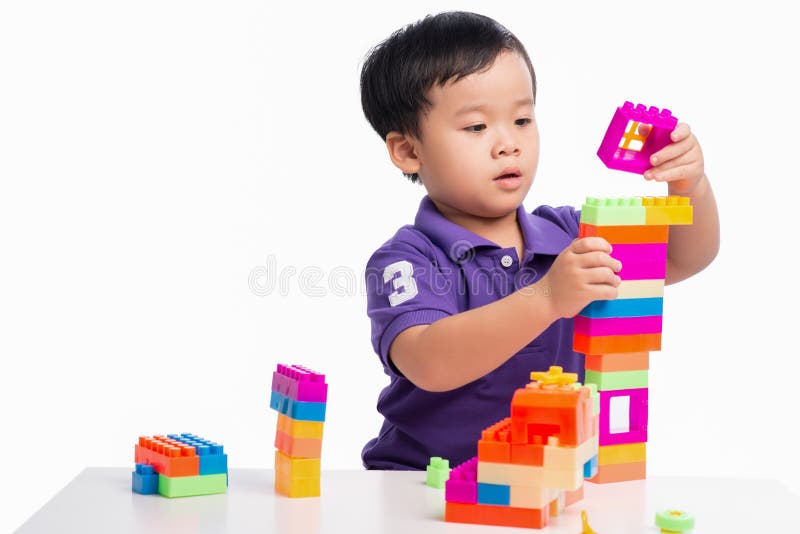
top-left (597, 101), bottom-right (678, 174)
top-left (611, 243), bottom-right (667, 280)
top-left (445, 457), bottom-right (478, 504)
top-left (599, 388), bottom-right (648, 446)
top-left (574, 315), bottom-right (662, 337)
top-left (271, 363), bottom-right (328, 402)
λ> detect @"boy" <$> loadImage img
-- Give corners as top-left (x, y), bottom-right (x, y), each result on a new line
top-left (359, 11), bottom-right (719, 470)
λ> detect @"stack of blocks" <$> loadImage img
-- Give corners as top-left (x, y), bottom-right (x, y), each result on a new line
top-left (575, 102), bottom-right (693, 483)
top-left (269, 363), bottom-right (328, 498)
top-left (132, 433), bottom-right (228, 497)
top-left (444, 366), bottom-right (600, 530)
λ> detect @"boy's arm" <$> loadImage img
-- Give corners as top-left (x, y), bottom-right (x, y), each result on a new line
top-left (391, 237), bottom-right (621, 392)
top-left (644, 123), bottom-right (720, 285)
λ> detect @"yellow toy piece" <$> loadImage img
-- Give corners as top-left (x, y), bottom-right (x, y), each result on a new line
top-left (530, 365), bottom-right (579, 386)
top-left (581, 510), bottom-right (597, 533)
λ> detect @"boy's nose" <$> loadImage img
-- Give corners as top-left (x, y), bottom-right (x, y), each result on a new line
top-left (492, 133), bottom-right (520, 158)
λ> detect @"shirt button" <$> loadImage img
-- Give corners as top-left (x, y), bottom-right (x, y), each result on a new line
top-left (500, 255), bottom-right (513, 268)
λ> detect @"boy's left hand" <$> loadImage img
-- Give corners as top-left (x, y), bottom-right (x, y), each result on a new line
top-left (642, 123), bottom-right (705, 195)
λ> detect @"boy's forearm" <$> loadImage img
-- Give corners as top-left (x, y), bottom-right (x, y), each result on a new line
top-left (392, 281), bottom-right (559, 392)
top-left (665, 175), bottom-right (720, 284)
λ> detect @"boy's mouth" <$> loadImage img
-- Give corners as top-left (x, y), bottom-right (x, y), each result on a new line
top-left (494, 168), bottom-right (522, 180)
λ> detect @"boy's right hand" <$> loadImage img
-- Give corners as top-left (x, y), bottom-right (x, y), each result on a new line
top-left (538, 237), bottom-right (622, 319)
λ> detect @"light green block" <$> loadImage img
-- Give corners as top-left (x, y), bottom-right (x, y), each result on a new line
top-left (158, 473), bottom-right (228, 498)
top-left (584, 369), bottom-right (648, 391)
top-left (426, 457), bottom-right (450, 489)
top-left (580, 197), bottom-right (646, 226)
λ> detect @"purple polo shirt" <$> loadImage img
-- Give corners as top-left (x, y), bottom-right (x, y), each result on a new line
top-left (362, 196), bottom-right (584, 470)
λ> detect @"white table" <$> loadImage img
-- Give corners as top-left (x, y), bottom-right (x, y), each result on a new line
top-left (15, 468), bottom-right (798, 533)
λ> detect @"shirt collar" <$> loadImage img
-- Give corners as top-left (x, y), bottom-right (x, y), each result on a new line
top-left (414, 195), bottom-right (573, 262)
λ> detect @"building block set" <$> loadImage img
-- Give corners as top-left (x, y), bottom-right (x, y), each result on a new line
top-left (575, 102), bottom-right (693, 484)
top-left (131, 433), bottom-right (228, 497)
top-left (444, 366), bottom-right (600, 529)
top-left (269, 363), bottom-right (328, 497)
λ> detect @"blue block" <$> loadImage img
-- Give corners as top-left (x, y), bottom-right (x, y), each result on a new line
top-left (132, 464), bottom-right (159, 495)
top-left (579, 297), bottom-right (663, 318)
top-left (269, 391), bottom-right (326, 422)
top-left (164, 433), bottom-right (228, 475)
top-left (477, 483), bottom-right (510, 506)
top-left (583, 455), bottom-right (598, 479)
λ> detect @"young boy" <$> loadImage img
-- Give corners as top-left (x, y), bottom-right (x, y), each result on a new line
top-left (359, 11), bottom-right (719, 470)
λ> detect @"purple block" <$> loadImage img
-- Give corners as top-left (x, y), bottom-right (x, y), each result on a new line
top-left (597, 101), bottom-right (678, 174)
top-left (271, 363), bottom-right (328, 403)
top-left (599, 388), bottom-right (648, 446)
top-left (574, 315), bottom-right (663, 336)
top-left (445, 456), bottom-right (478, 504)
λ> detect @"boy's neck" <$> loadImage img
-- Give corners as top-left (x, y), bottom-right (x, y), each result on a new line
top-left (431, 198), bottom-right (524, 256)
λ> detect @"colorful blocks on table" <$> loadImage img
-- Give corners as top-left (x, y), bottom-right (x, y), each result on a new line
top-left (426, 457), bottom-right (450, 489)
top-left (579, 297), bottom-right (663, 318)
top-left (574, 332), bottom-right (662, 355)
top-left (599, 388), bottom-right (648, 446)
top-left (271, 363), bottom-right (328, 403)
top-left (445, 457), bottom-right (478, 504)
top-left (478, 418), bottom-right (512, 463)
top-left (598, 442), bottom-right (646, 465)
top-left (276, 413), bottom-right (324, 440)
top-left (269, 391), bottom-right (326, 422)
top-left (275, 430), bottom-right (322, 459)
top-left (274, 450), bottom-right (320, 498)
top-left (165, 433), bottom-right (227, 475)
top-left (478, 483), bottom-right (511, 505)
top-left (132, 464), bottom-right (159, 495)
top-left (596, 102), bottom-right (677, 174)
top-left (135, 436), bottom-right (199, 478)
top-left (157, 473), bottom-right (228, 498)
top-left (446, 501), bottom-right (549, 529)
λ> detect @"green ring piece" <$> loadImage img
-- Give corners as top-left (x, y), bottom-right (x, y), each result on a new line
top-left (655, 509), bottom-right (695, 531)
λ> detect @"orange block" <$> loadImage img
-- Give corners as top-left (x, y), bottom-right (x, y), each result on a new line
top-left (445, 501), bottom-right (548, 529)
top-left (511, 386), bottom-right (593, 447)
top-left (574, 333), bottom-right (661, 355)
top-left (585, 352), bottom-right (650, 372)
top-left (478, 418), bottom-right (512, 463)
top-left (275, 430), bottom-right (322, 458)
top-left (589, 461), bottom-right (646, 484)
top-left (565, 485), bottom-right (584, 507)
top-left (135, 436), bottom-right (199, 477)
top-left (510, 442), bottom-right (544, 466)
top-left (579, 223), bottom-right (669, 244)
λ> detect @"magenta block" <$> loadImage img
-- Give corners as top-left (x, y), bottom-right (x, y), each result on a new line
top-left (597, 101), bottom-right (678, 174)
top-left (445, 456), bottom-right (478, 504)
top-left (611, 243), bottom-right (667, 280)
top-left (271, 363), bottom-right (328, 403)
top-left (599, 388), bottom-right (648, 446)
top-left (574, 315), bottom-right (662, 337)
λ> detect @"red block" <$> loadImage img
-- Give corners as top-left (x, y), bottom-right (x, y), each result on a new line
top-left (135, 436), bottom-right (199, 477)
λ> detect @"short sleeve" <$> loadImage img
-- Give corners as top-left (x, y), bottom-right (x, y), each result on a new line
top-left (365, 236), bottom-right (458, 377)
top-left (531, 205), bottom-right (581, 240)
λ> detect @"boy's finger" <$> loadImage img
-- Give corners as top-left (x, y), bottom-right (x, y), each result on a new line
top-left (648, 134), bottom-right (693, 167)
top-left (645, 152), bottom-right (694, 180)
top-left (571, 237), bottom-right (612, 255)
top-left (670, 122), bottom-right (691, 142)
top-left (580, 251), bottom-right (622, 272)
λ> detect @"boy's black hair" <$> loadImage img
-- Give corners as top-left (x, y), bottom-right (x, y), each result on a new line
top-left (360, 11), bottom-right (536, 183)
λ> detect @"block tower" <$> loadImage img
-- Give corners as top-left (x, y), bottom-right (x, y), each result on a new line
top-left (269, 363), bottom-right (328, 497)
top-left (132, 433), bottom-right (228, 497)
top-left (444, 366), bottom-right (599, 530)
top-left (575, 102), bottom-right (693, 483)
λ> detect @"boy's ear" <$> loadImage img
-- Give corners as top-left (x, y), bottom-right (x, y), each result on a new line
top-left (385, 131), bottom-right (421, 175)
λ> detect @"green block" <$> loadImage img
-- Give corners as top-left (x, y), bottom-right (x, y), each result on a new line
top-left (584, 369), bottom-right (648, 391)
top-left (426, 457), bottom-right (450, 489)
top-left (158, 473), bottom-right (228, 498)
top-left (580, 197), bottom-right (646, 226)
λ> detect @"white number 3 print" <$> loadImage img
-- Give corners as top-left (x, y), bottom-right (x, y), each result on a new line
top-left (383, 260), bottom-right (419, 306)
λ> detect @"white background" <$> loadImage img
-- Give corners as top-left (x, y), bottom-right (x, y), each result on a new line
top-left (1, 0), bottom-right (798, 531)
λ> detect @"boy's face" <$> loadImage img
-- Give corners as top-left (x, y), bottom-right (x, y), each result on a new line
top-left (411, 50), bottom-right (539, 220)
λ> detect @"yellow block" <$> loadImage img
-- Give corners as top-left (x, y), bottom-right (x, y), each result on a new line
top-left (642, 196), bottom-right (693, 225)
top-left (277, 413), bottom-right (324, 439)
top-left (274, 450), bottom-right (320, 498)
top-left (597, 443), bottom-right (646, 465)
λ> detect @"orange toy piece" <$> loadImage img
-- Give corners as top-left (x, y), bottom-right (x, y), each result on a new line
top-left (275, 430), bottom-right (322, 458)
top-left (445, 501), bottom-right (549, 529)
top-left (574, 333), bottom-right (661, 355)
top-left (585, 352), bottom-right (649, 373)
top-left (135, 436), bottom-right (199, 477)
top-left (579, 223), bottom-right (669, 243)
top-left (477, 418), bottom-right (512, 463)
top-left (589, 461), bottom-right (646, 483)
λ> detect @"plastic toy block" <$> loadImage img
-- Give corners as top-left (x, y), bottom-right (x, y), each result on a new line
top-left (616, 279), bottom-right (664, 299)
top-left (599, 388), bottom-right (648, 446)
top-left (274, 450), bottom-right (320, 498)
top-left (598, 442), bottom-right (646, 465)
top-left (271, 363), bottom-right (328, 403)
top-left (132, 464), bottom-right (159, 495)
top-left (584, 369), bottom-right (649, 391)
top-left (579, 223), bottom-right (669, 244)
top-left (574, 315), bottom-right (662, 337)
top-left (597, 101), bottom-right (677, 174)
top-left (583, 455), bottom-right (598, 478)
top-left (580, 197), bottom-right (645, 226)
top-left (510, 442), bottom-right (545, 466)
top-left (609, 242), bottom-right (667, 267)
top-left (164, 433), bottom-right (227, 475)
top-left (565, 485), bottom-right (584, 507)
top-left (135, 436), bottom-right (199, 477)
top-left (574, 332), bottom-right (662, 355)
top-left (157, 473), bottom-right (227, 498)
top-left (269, 391), bottom-right (326, 422)
top-left (509, 484), bottom-right (559, 509)
top-left (589, 461), bottom-right (646, 484)
top-left (542, 466), bottom-right (584, 492)
top-left (445, 501), bottom-right (548, 529)
top-left (542, 435), bottom-right (599, 471)
top-left (579, 297), bottom-right (663, 318)
top-left (276, 413), bottom-right (324, 440)
top-left (477, 482), bottom-right (511, 506)
top-left (275, 430), bottom-right (322, 459)
top-left (479, 462), bottom-right (550, 487)
top-left (445, 457), bottom-right (478, 504)
top-left (642, 196), bottom-right (693, 225)
top-left (478, 418), bottom-right (512, 463)
top-left (617, 259), bottom-right (667, 281)
top-left (585, 352), bottom-right (649, 373)
top-left (655, 509), bottom-right (695, 533)
top-left (426, 457), bottom-right (450, 489)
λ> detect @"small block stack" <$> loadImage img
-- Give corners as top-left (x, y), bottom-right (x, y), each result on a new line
top-left (132, 433), bottom-right (228, 497)
top-left (269, 363), bottom-right (327, 498)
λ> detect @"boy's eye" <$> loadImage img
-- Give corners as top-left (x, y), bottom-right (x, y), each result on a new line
top-left (464, 124), bottom-right (486, 133)
top-left (515, 118), bottom-right (532, 126)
